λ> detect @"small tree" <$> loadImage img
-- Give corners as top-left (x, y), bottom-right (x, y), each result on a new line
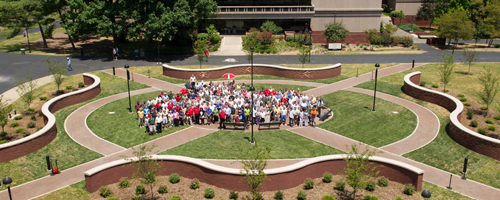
top-left (260, 21), bottom-right (283, 35)
top-left (245, 50), bottom-right (254, 64)
top-left (45, 57), bottom-right (67, 92)
top-left (0, 95), bottom-right (12, 134)
top-left (323, 22), bottom-right (349, 43)
top-left (193, 39), bottom-right (208, 69)
top-left (472, 20), bottom-right (488, 47)
top-left (236, 144), bottom-right (272, 200)
top-left (438, 52), bottom-right (455, 93)
top-left (297, 45), bottom-right (312, 68)
top-left (124, 144), bottom-right (159, 200)
top-left (462, 48), bottom-right (479, 74)
top-left (383, 23), bottom-right (398, 36)
top-left (343, 143), bottom-right (381, 200)
top-left (15, 67), bottom-right (38, 109)
top-left (484, 4), bottom-right (500, 47)
top-left (478, 68), bottom-right (499, 114)
top-left (417, 0), bottom-right (436, 27)
top-left (434, 11), bottom-right (474, 45)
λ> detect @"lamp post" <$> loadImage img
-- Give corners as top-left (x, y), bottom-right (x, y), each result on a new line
top-left (25, 24), bottom-right (31, 53)
top-left (124, 64), bottom-right (132, 113)
top-left (250, 46), bottom-right (255, 144)
top-left (334, 12), bottom-right (337, 23)
top-left (157, 31), bottom-right (160, 64)
top-left (372, 63), bottom-right (380, 112)
top-left (452, 31), bottom-right (458, 55)
top-left (2, 177), bottom-right (13, 200)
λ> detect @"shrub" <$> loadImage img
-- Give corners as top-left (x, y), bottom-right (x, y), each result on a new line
top-left (480, 106), bottom-right (488, 110)
top-left (197, 33), bottom-right (209, 41)
top-left (495, 115), bottom-right (500, 120)
top-left (466, 110), bottom-right (473, 119)
top-left (78, 82), bottom-right (85, 88)
top-left (28, 108), bottom-right (35, 112)
top-left (27, 122), bottom-right (36, 128)
top-left (56, 90), bottom-right (64, 95)
top-left (431, 84), bottom-right (439, 88)
top-left (37, 127), bottom-right (42, 131)
top-left (254, 193), bottom-right (263, 200)
top-left (22, 131), bottom-right (30, 137)
top-left (464, 103), bottom-right (471, 106)
top-left (323, 172), bottom-right (333, 183)
top-left (364, 195), bottom-right (379, 200)
top-left (378, 177), bottom-right (388, 187)
top-left (73, 88), bottom-right (78, 91)
top-left (486, 119), bottom-right (494, 124)
top-left (478, 129), bottom-right (487, 135)
top-left (365, 181), bottom-right (376, 191)
top-left (400, 37), bottom-right (414, 47)
top-left (14, 115), bottom-right (23, 120)
top-left (136, 185), bottom-right (145, 195)
top-left (169, 173), bottom-right (180, 183)
top-left (229, 190), bottom-right (238, 200)
top-left (207, 24), bottom-right (222, 44)
top-left (0, 139), bottom-right (7, 144)
top-left (107, 197), bottom-right (118, 200)
top-left (158, 185), bottom-right (168, 194)
top-left (403, 184), bottom-right (415, 195)
top-left (457, 94), bottom-right (465, 97)
top-left (297, 190), bottom-right (307, 200)
top-left (304, 179), bottom-right (314, 189)
top-left (66, 85), bottom-right (73, 90)
top-left (459, 97), bottom-right (467, 102)
top-left (99, 187), bottom-right (112, 198)
top-left (40, 96), bottom-right (48, 101)
top-left (470, 121), bottom-right (478, 127)
top-left (10, 122), bottom-right (19, 127)
top-left (190, 179), bottom-right (200, 189)
top-left (15, 128), bottom-right (25, 133)
top-left (395, 196), bottom-right (403, 200)
top-left (494, 44), bottom-right (500, 48)
top-left (119, 178), bottom-right (130, 188)
top-left (488, 126), bottom-right (496, 131)
top-left (444, 89), bottom-right (449, 93)
top-left (31, 115), bottom-right (36, 121)
top-left (130, 197), bottom-right (141, 200)
top-left (323, 194), bottom-right (336, 200)
top-left (0, 131), bottom-right (7, 137)
top-left (419, 81), bottom-right (426, 86)
top-left (274, 190), bottom-right (284, 200)
top-left (38, 110), bottom-right (43, 116)
top-left (334, 181), bottom-right (345, 191)
top-left (204, 188), bottom-right (215, 199)
top-left (170, 195), bottom-right (181, 200)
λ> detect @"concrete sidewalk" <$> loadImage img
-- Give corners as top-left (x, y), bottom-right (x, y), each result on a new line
top-left (210, 35), bottom-right (246, 56)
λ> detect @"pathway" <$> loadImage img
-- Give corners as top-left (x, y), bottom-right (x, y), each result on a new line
top-left (210, 35), bottom-right (246, 56)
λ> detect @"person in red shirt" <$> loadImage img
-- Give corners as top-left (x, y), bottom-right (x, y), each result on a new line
top-left (175, 94), bottom-right (181, 102)
top-left (218, 109), bottom-right (226, 129)
top-left (187, 107), bottom-right (194, 125)
top-left (180, 89), bottom-right (187, 95)
top-left (194, 106), bottom-right (201, 124)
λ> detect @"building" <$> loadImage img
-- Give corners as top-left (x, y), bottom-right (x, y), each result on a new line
top-left (214, 0), bottom-right (383, 33)
top-left (386, 0), bottom-right (422, 16)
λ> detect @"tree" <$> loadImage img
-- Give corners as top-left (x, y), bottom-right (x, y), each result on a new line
top-left (15, 68), bottom-right (38, 109)
top-left (383, 24), bottom-right (398, 36)
top-left (434, 11), bottom-right (474, 44)
top-left (260, 21), bottom-right (283, 35)
top-left (45, 57), bottom-right (66, 92)
top-left (193, 39), bottom-right (208, 69)
top-left (484, 4), bottom-right (500, 46)
top-left (438, 52), bottom-right (455, 93)
top-left (0, 96), bottom-right (12, 134)
top-left (297, 45), bottom-right (312, 68)
top-left (433, 0), bottom-right (472, 18)
top-left (462, 48), bottom-right (479, 74)
top-left (417, 0), bottom-right (436, 27)
top-left (237, 144), bottom-right (272, 200)
top-left (389, 10), bottom-right (405, 22)
top-left (473, 19), bottom-right (488, 46)
top-left (124, 144), bottom-right (159, 200)
top-left (478, 68), bottom-right (499, 113)
top-left (323, 22), bottom-right (349, 43)
top-left (343, 143), bottom-right (381, 200)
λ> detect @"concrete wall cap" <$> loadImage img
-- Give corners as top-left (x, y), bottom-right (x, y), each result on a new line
top-left (0, 73), bottom-right (101, 149)
top-left (162, 63), bottom-right (341, 72)
top-left (404, 72), bottom-right (500, 145)
top-left (84, 154), bottom-right (424, 176)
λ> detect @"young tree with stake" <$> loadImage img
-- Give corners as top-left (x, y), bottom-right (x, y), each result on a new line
top-left (297, 46), bottom-right (312, 68)
top-left (45, 57), bottom-right (67, 93)
top-left (462, 48), bottom-right (478, 74)
top-left (15, 68), bottom-right (38, 109)
top-left (236, 144), bottom-right (272, 200)
top-left (343, 143), bottom-right (381, 200)
top-left (0, 96), bottom-right (12, 134)
top-left (478, 68), bottom-right (499, 115)
top-left (438, 52), bottom-right (455, 93)
top-left (193, 39), bottom-right (208, 69)
top-left (124, 144), bottom-right (159, 200)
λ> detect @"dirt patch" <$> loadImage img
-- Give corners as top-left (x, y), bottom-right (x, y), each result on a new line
top-left (90, 175), bottom-right (420, 200)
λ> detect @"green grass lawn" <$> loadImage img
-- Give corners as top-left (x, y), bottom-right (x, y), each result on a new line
top-left (0, 71), bottom-right (149, 190)
top-left (0, 28), bottom-right (67, 54)
top-left (318, 90), bottom-right (417, 147)
top-left (160, 130), bottom-right (343, 159)
top-left (355, 65), bottom-right (500, 189)
top-left (323, 49), bottom-right (426, 55)
top-left (87, 91), bottom-right (188, 148)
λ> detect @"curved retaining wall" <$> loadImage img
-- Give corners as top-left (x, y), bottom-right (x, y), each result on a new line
top-left (162, 63), bottom-right (341, 80)
top-left (84, 155), bottom-right (423, 193)
top-left (0, 73), bottom-right (101, 163)
top-left (404, 72), bottom-right (500, 161)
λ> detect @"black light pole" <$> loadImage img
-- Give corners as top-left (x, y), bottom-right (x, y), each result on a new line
top-left (157, 31), bottom-right (160, 64)
top-left (124, 64), bottom-right (132, 113)
top-left (250, 46), bottom-right (255, 144)
top-left (452, 31), bottom-right (458, 55)
top-left (334, 12), bottom-right (337, 23)
top-left (372, 63), bottom-right (380, 112)
top-left (2, 176), bottom-right (13, 200)
top-left (25, 24), bottom-right (31, 53)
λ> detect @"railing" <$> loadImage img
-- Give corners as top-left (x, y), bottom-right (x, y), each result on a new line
top-left (218, 6), bottom-right (314, 13)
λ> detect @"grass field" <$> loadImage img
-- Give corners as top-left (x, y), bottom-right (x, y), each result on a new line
top-left (0, 71), bottom-right (149, 190)
top-left (355, 65), bottom-right (500, 189)
top-left (318, 90), bottom-right (417, 147)
top-left (324, 49), bottom-right (426, 55)
top-left (160, 130), bottom-right (344, 159)
top-left (34, 181), bottom-right (89, 200)
top-left (0, 28), bottom-right (67, 54)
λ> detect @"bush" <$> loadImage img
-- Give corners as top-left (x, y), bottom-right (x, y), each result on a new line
top-left (334, 181), bottom-right (345, 191)
top-left (470, 121), bottom-right (478, 127)
top-left (274, 190), bottom-right (284, 200)
top-left (37, 127), bottom-right (43, 131)
top-left (119, 178), bottom-right (130, 188)
top-left (72, 88), bottom-right (78, 91)
top-left (467, 110), bottom-right (473, 119)
top-left (38, 110), bottom-right (43, 116)
top-left (459, 97), bottom-right (467, 102)
top-left (495, 115), bottom-right (500, 120)
top-left (378, 177), bottom-right (388, 187)
top-left (0, 131), bottom-right (7, 137)
top-left (15, 128), bottom-right (25, 133)
top-left (204, 188), bottom-right (215, 199)
top-left (431, 84), bottom-right (439, 88)
top-left (22, 131), bottom-right (30, 137)
top-left (107, 197), bottom-right (118, 200)
top-left (364, 195), bottom-right (379, 200)
top-left (229, 190), bottom-right (238, 200)
top-left (395, 196), bottom-right (403, 200)
top-left (27, 122), bottom-right (36, 128)
top-left (56, 90), bottom-right (64, 95)
top-left (297, 190), bottom-right (307, 200)
top-left (365, 181), bottom-right (376, 191)
top-left (419, 81), bottom-right (426, 86)
top-left (323, 172), bottom-right (333, 183)
top-left (486, 119), bottom-right (494, 124)
top-left (323, 195), bottom-right (336, 200)
top-left (197, 33), bottom-right (209, 41)
top-left (28, 108), bottom-right (35, 112)
top-left (493, 44), bottom-right (500, 48)
top-left (14, 115), bottom-right (23, 120)
top-left (78, 82), bottom-right (85, 88)
top-left (31, 115), bottom-right (36, 121)
top-left (397, 23), bottom-right (422, 32)
top-left (480, 106), bottom-right (488, 110)
top-left (444, 89), bottom-right (449, 93)
top-left (10, 122), bottom-right (19, 127)
top-left (158, 185), bottom-right (168, 194)
top-left (99, 187), bottom-right (112, 198)
top-left (136, 185), bottom-right (145, 195)
top-left (40, 96), bottom-right (48, 101)
top-left (170, 195), bottom-right (181, 200)
top-left (464, 103), bottom-right (471, 106)
top-left (190, 179), bottom-right (200, 189)
top-left (260, 21), bottom-right (283, 34)
top-left (0, 139), bottom-right (7, 144)
top-left (488, 126), bottom-right (496, 131)
top-left (400, 37), bottom-right (414, 47)
top-left (457, 94), bottom-right (465, 97)
top-left (403, 184), bottom-right (415, 195)
top-left (478, 129), bottom-right (487, 134)
top-left (304, 179), bottom-right (314, 189)
top-left (66, 85), bottom-right (73, 90)
top-left (130, 197), bottom-right (141, 200)
top-left (169, 173), bottom-right (180, 183)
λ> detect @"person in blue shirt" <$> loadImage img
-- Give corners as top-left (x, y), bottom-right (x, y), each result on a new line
top-left (143, 107), bottom-right (150, 114)
top-left (205, 107), bottom-right (213, 125)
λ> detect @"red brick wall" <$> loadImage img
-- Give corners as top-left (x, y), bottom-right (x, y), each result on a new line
top-left (163, 65), bottom-right (341, 80)
top-left (392, 15), bottom-right (432, 27)
top-left (85, 159), bottom-right (423, 193)
top-left (0, 75), bottom-right (101, 163)
top-left (404, 73), bottom-right (500, 161)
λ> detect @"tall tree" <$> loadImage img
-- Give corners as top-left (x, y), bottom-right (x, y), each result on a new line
top-left (484, 3), bottom-right (500, 46)
top-left (473, 19), bottom-right (488, 46)
top-left (417, 0), bottom-right (436, 27)
top-left (434, 0), bottom-right (472, 18)
top-left (434, 11), bottom-right (474, 44)
top-left (478, 68), bottom-right (499, 113)
top-left (438, 52), bottom-right (455, 93)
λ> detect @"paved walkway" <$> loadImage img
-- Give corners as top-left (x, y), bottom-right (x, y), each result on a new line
top-left (210, 35), bottom-right (246, 56)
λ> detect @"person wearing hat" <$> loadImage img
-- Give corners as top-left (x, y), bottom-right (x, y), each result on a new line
top-left (67, 57), bottom-right (73, 71)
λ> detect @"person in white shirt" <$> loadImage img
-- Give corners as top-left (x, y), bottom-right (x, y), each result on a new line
top-left (299, 109), bottom-right (304, 127)
top-left (190, 74), bottom-right (196, 89)
top-left (155, 115), bottom-right (162, 133)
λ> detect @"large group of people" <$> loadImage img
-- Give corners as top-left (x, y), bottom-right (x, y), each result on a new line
top-left (135, 74), bottom-right (325, 134)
